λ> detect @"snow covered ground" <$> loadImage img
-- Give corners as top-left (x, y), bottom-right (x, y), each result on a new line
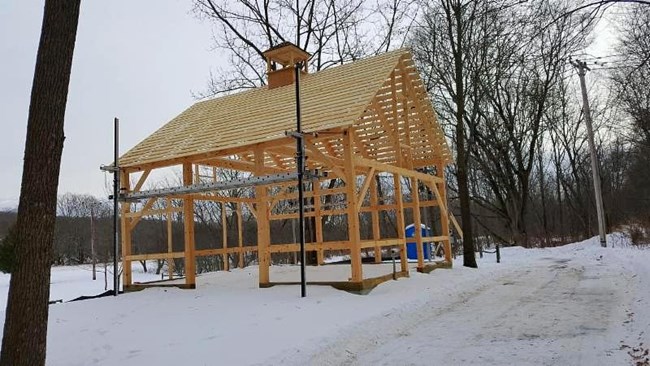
top-left (0, 234), bottom-right (648, 365)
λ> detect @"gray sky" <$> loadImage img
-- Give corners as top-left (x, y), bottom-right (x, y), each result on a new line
top-left (0, 1), bottom-right (620, 210)
top-left (0, 1), bottom-right (218, 209)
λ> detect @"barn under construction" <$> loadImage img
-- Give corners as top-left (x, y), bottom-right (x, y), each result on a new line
top-left (114, 43), bottom-right (460, 292)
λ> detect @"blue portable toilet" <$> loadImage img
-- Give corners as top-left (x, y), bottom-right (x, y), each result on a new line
top-left (405, 224), bottom-right (431, 260)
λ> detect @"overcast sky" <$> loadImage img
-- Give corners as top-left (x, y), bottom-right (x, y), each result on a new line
top-left (0, 1), bottom-right (218, 209)
top-left (0, 2), bottom-right (619, 210)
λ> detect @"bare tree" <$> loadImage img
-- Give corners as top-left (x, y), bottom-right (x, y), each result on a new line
top-left (54, 193), bottom-right (108, 265)
top-left (192, 0), bottom-right (417, 96)
top-left (610, 4), bottom-right (650, 220)
top-left (411, 0), bottom-right (600, 252)
top-left (410, 0), bottom-right (509, 267)
top-left (471, 0), bottom-right (595, 246)
top-left (1, 1), bottom-right (81, 365)
top-left (559, 0), bottom-right (650, 21)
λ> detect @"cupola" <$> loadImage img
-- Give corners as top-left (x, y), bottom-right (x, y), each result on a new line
top-left (262, 42), bottom-right (310, 89)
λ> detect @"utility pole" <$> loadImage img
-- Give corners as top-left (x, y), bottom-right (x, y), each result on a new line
top-left (90, 205), bottom-right (96, 280)
top-left (101, 118), bottom-right (120, 294)
top-left (113, 117), bottom-right (120, 294)
top-left (570, 59), bottom-right (607, 247)
top-left (294, 61), bottom-right (307, 298)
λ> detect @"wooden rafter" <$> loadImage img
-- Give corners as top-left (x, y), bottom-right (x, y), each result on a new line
top-left (370, 98), bottom-right (401, 154)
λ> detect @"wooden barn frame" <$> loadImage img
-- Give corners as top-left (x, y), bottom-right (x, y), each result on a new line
top-left (115, 44), bottom-right (461, 292)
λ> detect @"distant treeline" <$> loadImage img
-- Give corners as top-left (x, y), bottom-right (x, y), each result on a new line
top-left (0, 187), bottom-right (458, 272)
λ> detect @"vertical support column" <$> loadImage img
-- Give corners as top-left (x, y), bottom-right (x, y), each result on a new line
top-left (393, 84), bottom-right (408, 274)
top-left (222, 202), bottom-right (229, 271)
top-left (166, 197), bottom-right (174, 279)
top-left (120, 170), bottom-right (132, 288)
top-left (194, 164), bottom-right (202, 183)
top-left (255, 147), bottom-right (271, 285)
top-left (423, 182), bottom-right (437, 259)
top-left (237, 202), bottom-right (244, 268)
top-left (370, 176), bottom-right (382, 263)
top-left (412, 177), bottom-right (424, 270)
top-left (436, 162), bottom-right (452, 264)
top-left (313, 180), bottom-right (324, 265)
top-left (343, 130), bottom-right (363, 282)
top-left (394, 173), bottom-right (408, 274)
top-left (182, 163), bottom-right (196, 288)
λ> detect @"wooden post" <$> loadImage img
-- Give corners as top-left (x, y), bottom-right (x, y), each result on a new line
top-left (222, 202), bottom-right (229, 271)
top-left (255, 147), bottom-right (271, 285)
top-left (237, 203), bottom-right (244, 268)
top-left (120, 170), bottom-right (132, 288)
top-left (394, 173), bottom-right (408, 273)
top-left (166, 197), bottom-right (174, 279)
top-left (343, 129), bottom-right (363, 282)
top-left (313, 180), bottom-right (325, 265)
top-left (393, 88), bottom-right (408, 273)
top-left (182, 163), bottom-right (196, 287)
top-left (194, 164), bottom-right (200, 183)
top-left (370, 176), bottom-right (382, 263)
top-left (412, 177), bottom-right (424, 269)
top-left (436, 162), bottom-right (452, 264)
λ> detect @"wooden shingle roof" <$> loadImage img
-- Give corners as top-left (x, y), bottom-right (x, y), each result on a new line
top-left (119, 49), bottom-right (452, 169)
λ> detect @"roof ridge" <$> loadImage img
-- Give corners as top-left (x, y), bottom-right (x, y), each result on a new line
top-left (193, 48), bottom-right (410, 106)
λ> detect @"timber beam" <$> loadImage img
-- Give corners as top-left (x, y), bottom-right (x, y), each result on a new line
top-left (353, 157), bottom-right (443, 183)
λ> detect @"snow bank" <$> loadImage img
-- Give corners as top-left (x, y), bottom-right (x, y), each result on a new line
top-left (0, 233), bottom-right (646, 365)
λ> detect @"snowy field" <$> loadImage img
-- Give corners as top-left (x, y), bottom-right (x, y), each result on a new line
top-left (0, 234), bottom-right (648, 365)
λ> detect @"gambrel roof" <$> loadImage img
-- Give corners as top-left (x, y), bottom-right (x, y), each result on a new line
top-left (119, 49), bottom-right (452, 170)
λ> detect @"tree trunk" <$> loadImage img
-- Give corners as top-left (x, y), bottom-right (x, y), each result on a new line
top-left (452, 0), bottom-right (477, 268)
top-left (538, 140), bottom-right (549, 246)
top-left (518, 176), bottom-right (530, 247)
top-left (155, 259), bottom-right (164, 275)
top-left (1, 2), bottom-right (81, 365)
top-left (556, 172), bottom-right (563, 243)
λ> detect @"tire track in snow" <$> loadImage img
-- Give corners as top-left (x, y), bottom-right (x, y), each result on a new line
top-left (293, 255), bottom-right (632, 366)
